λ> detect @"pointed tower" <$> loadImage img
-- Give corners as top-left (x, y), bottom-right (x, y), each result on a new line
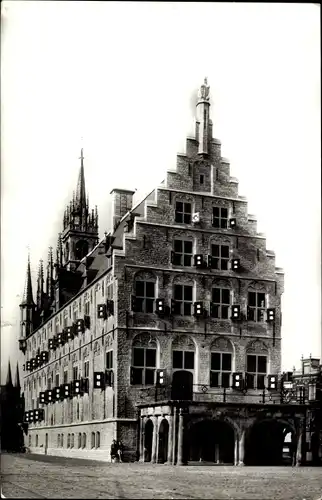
top-left (6, 360), bottom-right (13, 388)
top-left (36, 259), bottom-right (44, 311)
top-left (46, 246), bottom-right (54, 302)
top-left (14, 361), bottom-right (20, 391)
top-left (19, 254), bottom-right (35, 349)
top-left (61, 148), bottom-right (99, 271)
top-left (196, 77), bottom-right (211, 156)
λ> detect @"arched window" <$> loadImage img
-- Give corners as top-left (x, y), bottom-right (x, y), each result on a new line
top-left (71, 434), bottom-right (74, 448)
top-left (210, 337), bottom-right (234, 388)
top-left (75, 240), bottom-right (89, 261)
top-left (172, 235), bottom-right (194, 267)
top-left (131, 334), bottom-right (157, 385)
top-left (67, 433), bottom-right (70, 448)
top-left (246, 340), bottom-right (268, 389)
top-left (35, 434), bottom-right (38, 447)
top-left (61, 434), bottom-right (64, 447)
top-left (91, 432), bottom-right (95, 449)
top-left (29, 435), bottom-right (31, 447)
top-left (57, 434), bottom-right (61, 448)
top-left (172, 335), bottom-right (195, 372)
top-left (172, 277), bottom-right (194, 316)
top-left (211, 284), bottom-right (231, 319)
top-left (78, 433), bottom-right (82, 449)
top-left (247, 285), bottom-right (267, 323)
top-left (82, 433), bottom-right (87, 449)
top-left (96, 432), bottom-right (100, 449)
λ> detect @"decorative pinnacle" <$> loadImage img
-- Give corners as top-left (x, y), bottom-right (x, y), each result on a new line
top-left (198, 77), bottom-right (210, 102)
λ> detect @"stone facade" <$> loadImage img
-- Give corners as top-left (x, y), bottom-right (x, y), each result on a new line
top-left (20, 79), bottom-right (308, 465)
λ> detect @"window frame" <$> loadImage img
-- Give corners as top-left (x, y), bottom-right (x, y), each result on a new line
top-left (173, 284), bottom-right (193, 316)
top-left (212, 206), bottom-right (229, 229)
top-left (247, 291), bottom-right (266, 323)
top-left (84, 360), bottom-right (89, 378)
top-left (175, 201), bottom-right (192, 224)
top-left (106, 350), bottom-right (113, 370)
top-left (172, 349), bottom-right (195, 371)
top-left (134, 280), bottom-right (155, 313)
top-left (210, 351), bottom-right (232, 388)
top-left (131, 346), bottom-right (157, 386)
top-left (210, 244), bottom-right (230, 270)
top-left (246, 354), bottom-right (267, 389)
top-left (172, 239), bottom-right (193, 267)
top-left (211, 287), bottom-right (231, 319)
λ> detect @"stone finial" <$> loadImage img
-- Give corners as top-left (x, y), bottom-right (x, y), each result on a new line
top-left (198, 77), bottom-right (210, 101)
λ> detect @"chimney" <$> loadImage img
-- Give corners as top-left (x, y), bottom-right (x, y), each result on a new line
top-left (110, 188), bottom-right (135, 230)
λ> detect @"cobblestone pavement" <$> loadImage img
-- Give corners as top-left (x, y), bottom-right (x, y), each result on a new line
top-left (1, 453), bottom-right (322, 500)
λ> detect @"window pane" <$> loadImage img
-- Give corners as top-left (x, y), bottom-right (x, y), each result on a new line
top-left (211, 304), bottom-right (220, 318)
top-left (174, 285), bottom-right (182, 300)
top-left (183, 213), bottom-right (191, 224)
top-left (133, 348), bottom-right (144, 367)
top-left (213, 218), bottom-right (220, 228)
top-left (184, 351), bottom-right (194, 369)
top-left (257, 356), bottom-right (267, 373)
top-left (211, 353), bottom-right (221, 371)
top-left (146, 282), bottom-right (155, 298)
top-left (221, 208), bottom-right (228, 219)
top-left (221, 259), bottom-right (228, 270)
top-left (247, 355), bottom-right (257, 373)
top-left (210, 371), bottom-right (219, 387)
top-left (184, 286), bottom-right (193, 301)
top-left (183, 302), bottom-right (192, 316)
top-left (248, 308), bottom-right (255, 321)
top-left (176, 202), bottom-right (183, 212)
top-left (257, 309), bottom-right (265, 322)
top-left (174, 240), bottom-right (182, 252)
top-left (221, 246), bottom-right (229, 258)
top-left (246, 373), bottom-right (255, 389)
top-left (212, 258), bottom-right (219, 269)
top-left (220, 219), bottom-right (228, 229)
top-left (146, 299), bottom-right (154, 313)
top-left (173, 351), bottom-right (183, 369)
top-left (145, 349), bottom-right (156, 367)
top-left (212, 288), bottom-right (221, 303)
top-left (222, 373), bottom-right (230, 388)
top-left (175, 212), bottom-right (183, 223)
top-left (184, 203), bottom-right (191, 213)
top-left (136, 281), bottom-right (144, 297)
top-left (222, 353), bottom-right (232, 371)
top-left (174, 301), bottom-right (182, 315)
top-left (221, 289), bottom-right (230, 304)
top-left (132, 367), bottom-right (143, 385)
top-left (222, 305), bottom-right (229, 319)
top-left (145, 369), bottom-right (155, 385)
top-left (183, 255), bottom-right (192, 267)
top-left (258, 293), bottom-right (266, 307)
top-left (257, 374), bottom-right (265, 390)
top-left (248, 292), bottom-right (256, 307)
top-left (213, 207), bottom-right (220, 217)
top-left (136, 297), bottom-right (144, 312)
top-left (184, 241), bottom-right (192, 253)
top-left (173, 254), bottom-right (182, 266)
top-left (212, 245), bottom-right (220, 257)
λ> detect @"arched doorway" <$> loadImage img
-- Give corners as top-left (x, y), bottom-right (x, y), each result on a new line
top-left (158, 419), bottom-right (169, 463)
top-left (245, 420), bottom-right (296, 466)
top-left (171, 371), bottom-right (193, 400)
top-left (187, 419), bottom-right (235, 464)
top-left (144, 419), bottom-right (153, 462)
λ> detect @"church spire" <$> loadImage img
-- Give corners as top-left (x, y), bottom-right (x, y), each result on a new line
top-left (15, 361), bottom-right (20, 390)
top-left (20, 253), bottom-right (35, 307)
top-left (36, 260), bottom-right (44, 310)
top-left (196, 77), bottom-right (211, 155)
top-left (76, 148), bottom-right (86, 212)
top-left (46, 246), bottom-right (54, 301)
top-left (6, 359), bottom-right (13, 387)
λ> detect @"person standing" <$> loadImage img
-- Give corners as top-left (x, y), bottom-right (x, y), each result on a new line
top-left (110, 439), bottom-right (119, 463)
top-left (118, 440), bottom-right (124, 463)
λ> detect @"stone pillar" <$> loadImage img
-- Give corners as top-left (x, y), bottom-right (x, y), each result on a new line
top-left (151, 416), bottom-right (158, 463)
top-left (139, 416), bottom-right (145, 462)
top-left (296, 429), bottom-right (303, 467)
top-left (177, 409), bottom-right (184, 466)
top-left (234, 434), bottom-right (239, 466)
top-left (172, 407), bottom-right (177, 465)
top-left (238, 430), bottom-right (245, 466)
top-left (166, 414), bottom-right (173, 464)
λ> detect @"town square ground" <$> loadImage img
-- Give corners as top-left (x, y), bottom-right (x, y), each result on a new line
top-left (1, 453), bottom-right (322, 500)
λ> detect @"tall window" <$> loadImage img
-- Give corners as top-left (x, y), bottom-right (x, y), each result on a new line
top-left (78, 433), bottom-right (82, 449)
top-left (61, 434), bottom-right (64, 447)
top-left (132, 347), bottom-right (156, 385)
top-left (135, 281), bottom-right (155, 313)
top-left (246, 354), bottom-right (267, 389)
top-left (210, 352), bottom-right (232, 388)
top-left (173, 350), bottom-right (194, 370)
top-left (248, 292), bottom-right (266, 322)
top-left (35, 434), bottom-right (38, 447)
top-left (210, 244), bottom-right (229, 270)
top-left (172, 240), bottom-right (193, 266)
top-left (82, 433), bottom-right (87, 449)
top-left (71, 434), bottom-right (74, 448)
top-left (106, 351), bottom-right (113, 370)
top-left (96, 432), bottom-right (100, 448)
top-left (212, 207), bottom-right (228, 229)
top-left (84, 360), bottom-right (89, 378)
top-left (48, 377), bottom-right (52, 390)
top-left (73, 366), bottom-right (79, 381)
top-left (173, 285), bottom-right (193, 315)
top-left (91, 432), bottom-right (95, 449)
top-left (211, 288), bottom-right (230, 319)
top-left (63, 370), bottom-right (68, 384)
top-left (84, 302), bottom-right (90, 316)
top-left (55, 373), bottom-right (60, 387)
top-left (67, 434), bottom-right (70, 448)
top-left (57, 434), bottom-right (61, 448)
top-left (175, 201), bottom-right (192, 224)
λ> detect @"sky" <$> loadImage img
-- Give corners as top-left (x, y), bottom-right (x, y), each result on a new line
top-left (1, 2), bottom-right (321, 384)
